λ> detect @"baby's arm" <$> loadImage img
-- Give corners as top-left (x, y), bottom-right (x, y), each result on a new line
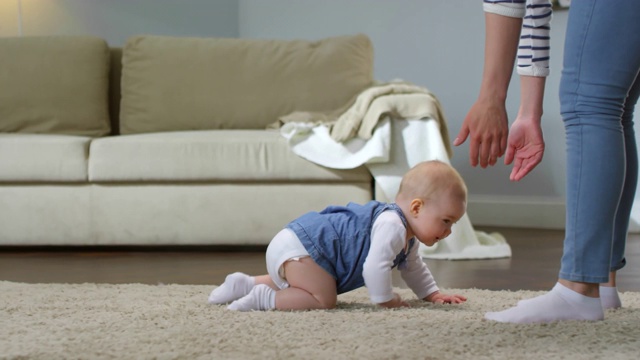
top-left (378, 293), bottom-right (410, 308)
top-left (363, 211), bottom-right (409, 308)
top-left (401, 245), bottom-right (467, 304)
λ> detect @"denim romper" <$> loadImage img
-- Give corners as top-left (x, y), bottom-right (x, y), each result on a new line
top-left (286, 200), bottom-right (414, 294)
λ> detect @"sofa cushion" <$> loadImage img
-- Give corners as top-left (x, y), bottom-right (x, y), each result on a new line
top-left (0, 36), bottom-right (111, 136)
top-left (88, 130), bottom-right (371, 182)
top-left (119, 34), bottom-right (373, 135)
top-left (0, 134), bottom-right (90, 182)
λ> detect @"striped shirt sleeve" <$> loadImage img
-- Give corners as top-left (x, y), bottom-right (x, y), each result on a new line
top-left (483, 0), bottom-right (552, 77)
top-left (518, 0), bottom-right (551, 76)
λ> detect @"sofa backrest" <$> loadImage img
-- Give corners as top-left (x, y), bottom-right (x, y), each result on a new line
top-left (118, 34), bottom-right (374, 135)
top-left (0, 36), bottom-right (112, 137)
top-left (1, 34), bottom-right (373, 137)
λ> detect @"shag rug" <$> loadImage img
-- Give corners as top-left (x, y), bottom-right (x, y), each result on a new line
top-left (2, 281), bottom-right (639, 360)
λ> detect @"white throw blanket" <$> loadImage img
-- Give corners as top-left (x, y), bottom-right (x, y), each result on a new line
top-left (280, 116), bottom-right (511, 260)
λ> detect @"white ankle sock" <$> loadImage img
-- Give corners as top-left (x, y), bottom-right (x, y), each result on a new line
top-left (208, 272), bottom-right (255, 304)
top-left (517, 285), bottom-right (622, 310)
top-left (227, 284), bottom-right (276, 311)
top-left (485, 282), bottom-right (604, 324)
top-left (600, 286), bottom-right (622, 310)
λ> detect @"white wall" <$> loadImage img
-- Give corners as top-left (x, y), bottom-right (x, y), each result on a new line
top-left (0, 0), bottom-right (238, 44)
top-left (1, 0), bottom-right (602, 229)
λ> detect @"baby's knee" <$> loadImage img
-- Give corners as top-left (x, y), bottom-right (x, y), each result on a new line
top-left (317, 297), bottom-right (337, 310)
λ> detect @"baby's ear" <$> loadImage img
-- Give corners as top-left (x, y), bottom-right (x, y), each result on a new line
top-left (409, 198), bottom-right (423, 215)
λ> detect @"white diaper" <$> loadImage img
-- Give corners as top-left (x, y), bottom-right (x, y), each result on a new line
top-left (266, 228), bottom-right (310, 289)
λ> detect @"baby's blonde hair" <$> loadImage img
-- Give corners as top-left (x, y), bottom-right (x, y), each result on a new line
top-left (396, 160), bottom-right (467, 202)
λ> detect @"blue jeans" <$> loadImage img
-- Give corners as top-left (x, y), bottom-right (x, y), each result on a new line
top-left (559, 0), bottom-right (640, 283)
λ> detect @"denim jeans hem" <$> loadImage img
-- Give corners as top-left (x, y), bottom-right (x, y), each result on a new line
top-left (559, 272), bottom-right (609, 284)
top-left (610, 258), bottom-right (627, 272)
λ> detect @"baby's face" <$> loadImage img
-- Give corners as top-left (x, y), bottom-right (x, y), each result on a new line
top-left (409, 193), bottom-right (466, 247)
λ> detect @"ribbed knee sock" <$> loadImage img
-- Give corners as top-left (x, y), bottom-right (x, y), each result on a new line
top-left (227, 284), bottom-right (276, 311)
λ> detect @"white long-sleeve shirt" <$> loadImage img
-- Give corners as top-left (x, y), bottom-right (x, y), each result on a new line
top-left (483, 0), bottom-right (552, 77)
top-left (362, 210), bottom-right (439, 304)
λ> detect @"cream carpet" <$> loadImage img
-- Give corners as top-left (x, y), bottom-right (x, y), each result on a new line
top-left (2, 281), bottom-right (639, 360)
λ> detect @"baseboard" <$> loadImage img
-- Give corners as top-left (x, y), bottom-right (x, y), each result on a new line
top-left (468, 195), bottom-right (640, 232)
top-left (467, 195), bottom-right (566, 230)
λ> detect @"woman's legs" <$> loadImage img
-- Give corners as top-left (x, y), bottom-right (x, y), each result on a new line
top-left (486, 0), bottom-right (640, 323)
top-left (559, 0), bottom-right (640, 287)
top-left (601, 62), bottom-right (640, 310)
top-left (559, 0), bottom-right (640, 286)
top-left (607, 68), bottom-right (640, 277)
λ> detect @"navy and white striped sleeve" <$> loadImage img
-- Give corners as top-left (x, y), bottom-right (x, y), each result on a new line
top-left (483, 0), bottom-right (552, 77)
top-left (518, 0), bottom-right (551, 76)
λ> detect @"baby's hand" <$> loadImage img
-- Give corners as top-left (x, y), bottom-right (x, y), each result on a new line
top-left (426, 291), bottom-right (467, 305)
top-left (378, 292), bottom-right (410, 308)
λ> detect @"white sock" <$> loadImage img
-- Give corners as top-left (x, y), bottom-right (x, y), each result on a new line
top-left (227, 284), bottom-right (276, 311)
top-left (485, 282), bottom-right (604, 324)
top-left (600, 286), bottom-right (622, 310)
top-left (519, 285), bottom-right (623, 310)
top-left (208, 272), bottom-right (255, 304)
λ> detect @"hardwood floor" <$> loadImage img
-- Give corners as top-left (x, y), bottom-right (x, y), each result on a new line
top-left (1, 226), bottom-right (639, 292)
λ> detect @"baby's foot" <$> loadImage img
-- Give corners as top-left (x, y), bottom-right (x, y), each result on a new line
top-left (227, 284), bottom-right (276, 311)
top-left (208, 272), bottom-right (255, 304)
top-left (600, 286), bottom-right (622, 310)
top-left (486, 283), bottom-right (604, 324)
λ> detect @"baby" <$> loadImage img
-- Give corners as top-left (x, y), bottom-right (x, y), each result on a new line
top-left (209, 160), bottom-right (468, 311)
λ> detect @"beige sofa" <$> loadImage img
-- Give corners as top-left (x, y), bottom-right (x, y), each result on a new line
top-left (0, 34), bottom-right (376, 246)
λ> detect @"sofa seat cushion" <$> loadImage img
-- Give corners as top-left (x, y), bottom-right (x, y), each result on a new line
top-left (88, 130), bottom-right (371, 182)
top-left (0, 134), bottom-right (90, 182)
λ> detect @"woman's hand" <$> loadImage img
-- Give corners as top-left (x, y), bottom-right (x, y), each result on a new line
top-left (454, 97), bottom-right (509, 168)
top-left (504, 116), bottom-right (544, 181)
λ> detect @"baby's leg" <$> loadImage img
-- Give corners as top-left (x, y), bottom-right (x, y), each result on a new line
top-left (274, 257), bottom-right (337, 310)
top-left (227, 228), bottom-right (336, 311)
top-left (227, 257), bottom-right (337, 311)
top-left (254, 274), bottom-right (279, 289)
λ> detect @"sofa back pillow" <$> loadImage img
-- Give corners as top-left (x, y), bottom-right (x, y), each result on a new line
top-left (119, 34), bottom-right (373, 134)
top-left (0, 36), bottom-right (111, 136)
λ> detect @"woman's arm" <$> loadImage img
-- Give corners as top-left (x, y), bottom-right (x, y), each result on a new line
top-left (453, 11), bottom-right (523, 168)
top-left (455, 0), bottom-right (551, 180)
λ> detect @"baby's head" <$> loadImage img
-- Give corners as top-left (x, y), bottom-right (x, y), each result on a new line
top-left (395, 160), bottom-right (467, 246)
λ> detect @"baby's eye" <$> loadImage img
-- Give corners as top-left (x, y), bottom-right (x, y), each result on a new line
top-left (443, 219), bottom-right (451, 224)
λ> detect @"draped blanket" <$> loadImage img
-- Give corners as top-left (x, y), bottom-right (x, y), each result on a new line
top-left (270, 81), bottom-right (510, 260)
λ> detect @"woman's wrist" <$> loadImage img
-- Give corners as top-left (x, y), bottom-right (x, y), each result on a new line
top-left (518, 75), bottom-right (546, 122)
